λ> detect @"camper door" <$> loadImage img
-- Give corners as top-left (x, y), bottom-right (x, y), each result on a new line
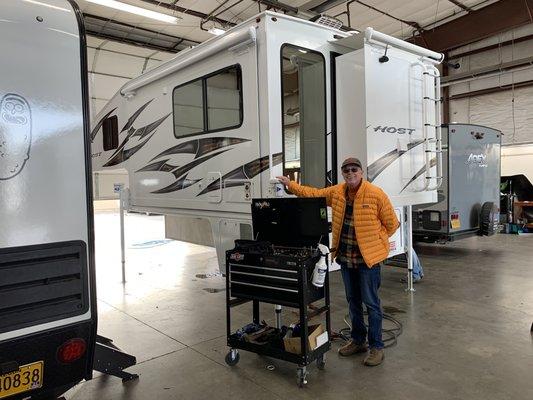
top-left (281, 45), bottom-right (327, 188)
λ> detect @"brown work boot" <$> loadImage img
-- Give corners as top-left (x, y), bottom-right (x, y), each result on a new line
top-left (363, 348), bottom-right (384, 366)
top-left (338, 340), bottom-right (368, 357)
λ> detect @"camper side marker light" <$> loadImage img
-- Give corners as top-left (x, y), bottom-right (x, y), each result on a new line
top-left (57, 338), bottom-right (87, 364)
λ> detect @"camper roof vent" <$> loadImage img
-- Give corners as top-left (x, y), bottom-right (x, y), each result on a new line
top-left (315, 15), bottom-right (343, 30)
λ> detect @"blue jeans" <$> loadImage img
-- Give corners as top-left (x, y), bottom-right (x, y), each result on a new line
top-left (412, 249), bottom-right (424, 281)
top-left (340, 264), bottom-right (384, 349)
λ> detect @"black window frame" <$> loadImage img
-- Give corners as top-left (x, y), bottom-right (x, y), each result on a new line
top-left (279, 44), bottom-right (327, 187)
top-left (102, 115), bottom-right (119, 151)
top-left (172, 64), bottom-right (243, 139)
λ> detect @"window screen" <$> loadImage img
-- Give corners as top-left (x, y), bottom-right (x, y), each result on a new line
top-left (173, 79), bottom-right (204, 137)
top-left (206, 67), bottom-right (241, 131)
top-left (103, 115), bottom-right (118, 151)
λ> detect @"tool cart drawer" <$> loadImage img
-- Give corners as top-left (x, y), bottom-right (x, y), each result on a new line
top-left (227, 250), bottom-right (324, 307)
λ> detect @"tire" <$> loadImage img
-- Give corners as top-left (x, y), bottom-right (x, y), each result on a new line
top-left (225, 350), bottom-right (240, 366)
top-left (479, 201), bottom-right (498, 236)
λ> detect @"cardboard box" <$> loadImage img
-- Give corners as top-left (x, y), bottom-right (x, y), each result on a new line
top-left (283, 324), bottom-right (327, 354)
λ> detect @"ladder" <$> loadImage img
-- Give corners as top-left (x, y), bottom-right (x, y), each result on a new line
top-left (412, 62), bottom-right (443, 191)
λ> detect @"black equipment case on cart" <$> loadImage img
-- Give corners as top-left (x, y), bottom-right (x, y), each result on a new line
top-left (225, 198), bottom-right (331, 387)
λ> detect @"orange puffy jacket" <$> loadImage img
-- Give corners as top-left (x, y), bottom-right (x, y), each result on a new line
top-left (288, 180), bottom-right (400, 268)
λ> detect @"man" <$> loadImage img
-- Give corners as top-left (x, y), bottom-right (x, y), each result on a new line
top-left (277, 157), bottom-right (399, 366)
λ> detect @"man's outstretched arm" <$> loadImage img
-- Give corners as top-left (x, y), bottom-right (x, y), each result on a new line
top-left (276, 176), bottom-right (335, 206)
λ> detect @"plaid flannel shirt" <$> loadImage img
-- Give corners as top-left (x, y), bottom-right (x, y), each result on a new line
top-left (336, 200), bottom-right (365, 268)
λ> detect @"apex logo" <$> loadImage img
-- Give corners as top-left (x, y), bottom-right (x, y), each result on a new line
top-left (373, 126), bottom-right (416, 135)
top-left (466, 153), bottom-right (487, 167)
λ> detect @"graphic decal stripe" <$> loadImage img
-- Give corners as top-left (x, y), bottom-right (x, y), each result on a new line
top-left (150, 137), bottom-right (250, 161)
top-left (121, 99), bottom-right (153, 132)
top-left (136, 159), bottom-right (177, 173)
top-left (400, 157), bottom-right (437, 192)
top-left (133, 113), bottom-right (171, 140)
top-left (104, 132), bottom-right (156, 167)
top-left (148, 149), bottom-right (231, 194)
top-left (151, 176), bottom-right (201, 194)
top-left (104, 127), bottom-right (139, 166)
top-left (90, 107), bottom-right (116, 141)
top-left (170, 149), bottom-right (230, 179)
top-left (272, 152), bottom-right (283, 166)
top-left (103, 107), bottom-right (170, 167)
top-left (197, 152), bottom-right (283, 196)
top-left (367, 140), bottom-right (424, 182)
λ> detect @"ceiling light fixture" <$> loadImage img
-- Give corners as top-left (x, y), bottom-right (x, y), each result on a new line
top-left (208, 27), bottom-right (226, 36)
top-left (86, 0), bottom-right (180, 24)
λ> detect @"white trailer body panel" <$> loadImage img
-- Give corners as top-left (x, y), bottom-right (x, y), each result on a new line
top-left (336, 45), bottom-right (438, 207)
top-left (0, 0), bottom-right (93, 340)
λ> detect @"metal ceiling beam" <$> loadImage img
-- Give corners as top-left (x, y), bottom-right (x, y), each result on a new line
top-left (253, 0), bottom-right (299, 14)
top-left (200, 0), bottom-right (246, 32)
top-left (86, 30), bottom-right (176, 53)
top-left (348, 0), bottom-right (423, 31)
top-left (449, 33), bottom-right (533, 59)
top-left (302, 0), bottom-right (346, 13)
top-left (448, 78), bottom-right (533, 100)
top-left (83, 13), bottom-right (199, 53)
top-left (409, 0), bottom-right (533, 52)
top-left (447, 0), bottom-right (472, 12)
top-left (136, 0), bottom-right (236, 27)
top-left (441, 55), bottom-right (533, 86)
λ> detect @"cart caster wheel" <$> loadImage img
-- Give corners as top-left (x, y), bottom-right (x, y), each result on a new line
top-left (297, 367), bottom-right (308, 388)
top-left (316, 355), bottom-right (326, 370)
top-left (225, 349), bottom-right (240, 366)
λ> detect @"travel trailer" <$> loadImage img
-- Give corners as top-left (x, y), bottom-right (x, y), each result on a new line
top-left (0, 0), bottom-right (97, 399)
top-left (413, 123), bottom-right (501, 242)
top-left (91, 11), bottom-right (444, 269)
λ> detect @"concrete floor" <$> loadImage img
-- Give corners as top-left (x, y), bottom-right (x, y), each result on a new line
top-left (66, 210), bottom-right (533, 400)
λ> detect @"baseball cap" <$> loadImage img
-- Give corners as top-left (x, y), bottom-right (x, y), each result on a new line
top-left (341, 157), bottom-right (362, 170)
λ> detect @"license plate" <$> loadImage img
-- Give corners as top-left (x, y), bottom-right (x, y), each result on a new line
top-left (0, 361), bottom-right (43, 399)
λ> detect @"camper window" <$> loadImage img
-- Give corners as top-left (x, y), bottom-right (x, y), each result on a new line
top-left (280, 45), bottom-right (326, 188)
top-left (172, 65), bottom-right (243, 138)
top-left (103, 115), bottom-right (119, 151)
top-left (173, 78), bottom-right (204, 137)
top-left (206, 67), bottom-right (242, 131)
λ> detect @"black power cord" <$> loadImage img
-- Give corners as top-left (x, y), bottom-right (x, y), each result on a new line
top-left (333, 312), bottom-right (403, 348)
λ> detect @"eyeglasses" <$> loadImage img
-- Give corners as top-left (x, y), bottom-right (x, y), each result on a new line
top-left (342, 167), bottom-right (360, 173)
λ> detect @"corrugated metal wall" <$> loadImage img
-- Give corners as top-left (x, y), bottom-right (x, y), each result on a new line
top-left (448, 24), bottom-right (533, 145)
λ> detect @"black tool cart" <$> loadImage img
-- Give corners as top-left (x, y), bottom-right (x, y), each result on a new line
top-left (225, 197), bottom-right (331, 387)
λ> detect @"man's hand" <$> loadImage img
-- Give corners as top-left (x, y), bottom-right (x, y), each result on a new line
top-left (276, 176), bottom-right (290, 186)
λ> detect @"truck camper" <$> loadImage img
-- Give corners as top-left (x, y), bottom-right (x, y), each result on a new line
top-left (91, 11), bottom-right (444, 269)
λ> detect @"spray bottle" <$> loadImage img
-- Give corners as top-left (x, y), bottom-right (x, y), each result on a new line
top-left (312, 243), bottom-right (330, 288)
